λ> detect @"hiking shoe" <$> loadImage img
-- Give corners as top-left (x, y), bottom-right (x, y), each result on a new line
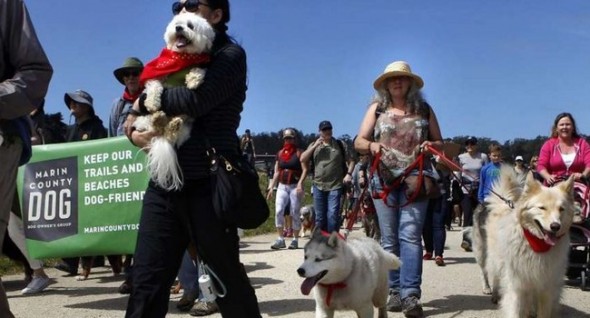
top-left (21, 276), bottom-right (50, 295)
top-left (54, 262), bottom-right (77, 276)
top-left (386, 289), bottom-right (402, 312)
top-left (461, 240), bottom-right (472, 252)
top-left (189, 300), bottom-right (219, 316)
top-left (270, 239), bottom-right (286, 250)
top-left (177, 290), bottom-right (198, 312)
top-left (402, 295), bottom-right (424, 317)
top-left (422, 252), bottom-right (433, 260)
top-left (288, 240), bottom-right (298, 249)
top-left (435, 256), bottom-right (446, 266)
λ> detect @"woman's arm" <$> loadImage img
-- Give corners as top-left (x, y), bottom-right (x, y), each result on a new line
top-left (159, 44), bottom-right (247, 117)
top-left (354, 103), bottom-right (379, 155)
top-left (422, 105), bottom-right (443, 151)
top-left (266, 160), bottom-right (280, 200)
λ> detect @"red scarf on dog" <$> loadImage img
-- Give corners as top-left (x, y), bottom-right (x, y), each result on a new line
top-left (139, 48), bottom-right (210, 86)
top-left (317, 230), bottom-right (347, 307)
top-left (523, 228), bottom-right (560, 253)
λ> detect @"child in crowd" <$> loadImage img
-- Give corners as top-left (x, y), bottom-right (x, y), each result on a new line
top-left (477, 144), bottom-right (503, 203)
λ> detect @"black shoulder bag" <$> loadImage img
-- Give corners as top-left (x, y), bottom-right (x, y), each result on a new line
top-left (206, 139), bottom-right (269, 229)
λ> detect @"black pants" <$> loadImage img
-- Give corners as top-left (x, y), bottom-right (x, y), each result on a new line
top-left (461, 192), bottom-right (478, 228)
top-left (125, 179), bottom-right (261, 318)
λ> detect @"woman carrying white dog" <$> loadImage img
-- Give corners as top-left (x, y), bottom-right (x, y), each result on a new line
top-left (354, 61), bottom-right (443, 318)
top-left (123, 1), bottom-right (261, 317)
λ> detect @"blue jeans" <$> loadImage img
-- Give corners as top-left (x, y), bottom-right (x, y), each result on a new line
top-left (313, 186), bottom-right (342, 232)
top-left (178, 251), bottom-right (200, 298)
top-left (371, 176), bottom-right (428, 299)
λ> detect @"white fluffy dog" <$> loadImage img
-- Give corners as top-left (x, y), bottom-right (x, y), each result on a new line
top-left (474, 166), bottom-right (575, 318)
top-left (133, 13), bottom-right (215, 190)
top-left (297, 229), bottom-right (401, 318)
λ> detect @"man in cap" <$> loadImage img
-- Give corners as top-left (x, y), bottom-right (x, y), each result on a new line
top-left (300, 120), bottom-right (354, 233)
top-left (109, 57), bottom-right (144, 137)
top-left (0, 0), bottom-right (52, 315)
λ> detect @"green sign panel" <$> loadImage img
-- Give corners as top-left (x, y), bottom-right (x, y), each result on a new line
top-left (17, 136), bottom-right (149, 259)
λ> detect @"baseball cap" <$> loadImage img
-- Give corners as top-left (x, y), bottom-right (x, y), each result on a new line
top-left (515, 156), bottom-right (524, 161)
top-left (319, 120), bottom-right (333, 131)
top-left (465, 136), bottom-right (478, 145)
top-left (64, 89), bottom-right (93, 109)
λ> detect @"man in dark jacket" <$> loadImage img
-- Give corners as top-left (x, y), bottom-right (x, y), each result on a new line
top-left (0, 0), bottom-right (53, 316)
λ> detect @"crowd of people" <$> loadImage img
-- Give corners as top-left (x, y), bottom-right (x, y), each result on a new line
top-left (3, 0), bottom-right (590, 318)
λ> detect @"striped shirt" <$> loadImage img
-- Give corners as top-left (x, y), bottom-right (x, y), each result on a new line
top-left (160, 40), bottom-right (247, 180)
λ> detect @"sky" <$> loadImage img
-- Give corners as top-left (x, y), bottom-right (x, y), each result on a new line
top-left (25, 0), bottom-right (590, 143)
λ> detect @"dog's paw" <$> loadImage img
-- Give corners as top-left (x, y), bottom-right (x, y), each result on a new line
top-left (482, 287), bottom-right (492, 295)
top-left (185, 68), bottom-right (206, 89)
top-left (144, 80), bottom-right (164, 112)
top-left (75, 275), bottom-right (88, 281)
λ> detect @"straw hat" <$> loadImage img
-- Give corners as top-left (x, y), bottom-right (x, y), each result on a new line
top-left (113, 57), bottom-right (144, 85)
top-left (373, 60), bottom-right (424, 90)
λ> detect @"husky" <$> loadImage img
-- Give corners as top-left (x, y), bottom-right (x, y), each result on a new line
top-left (297, 228), bottom-right (401, 318)
top-left (473, 166), bottom-right (575, 318)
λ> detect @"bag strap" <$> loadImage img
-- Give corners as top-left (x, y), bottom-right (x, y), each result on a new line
top-left (370, 150), bottom-right (426, 208)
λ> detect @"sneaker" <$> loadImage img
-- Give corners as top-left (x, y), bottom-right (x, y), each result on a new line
top-left (177, 290), bottom-right (198, 312)
top-left (189, 300), bottom-right (219, 316)
top-left (21, 276), bottom-right (50, 295)
top-left (435, 256), bottom-right (446, 266)
top-left (402, 295), bottom-right (424, 317)
top-left (270, 239), bottom-right (286, 250)
top-left (54, 262), bottom-right (77, 276)
top-left (422, 252), bottom-right (433, 260)
top-left (288, 240), bottom-right (298, 249)
top-left (386, 289), bottom-right (402, 312)
top-left (461, 240), bottom-right (472, 252)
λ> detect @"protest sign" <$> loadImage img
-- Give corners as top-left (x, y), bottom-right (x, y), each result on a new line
top-left (17, 136), bottom-right (149, 258)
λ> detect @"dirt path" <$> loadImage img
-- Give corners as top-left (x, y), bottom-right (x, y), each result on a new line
top-left (5, 227), bottom-right (590, 317)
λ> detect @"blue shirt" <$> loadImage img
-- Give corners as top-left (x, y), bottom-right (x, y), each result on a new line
top-left (478, 162), bottom-right (501, 203)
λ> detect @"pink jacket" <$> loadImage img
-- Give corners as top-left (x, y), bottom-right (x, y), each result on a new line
top-left (537, 137), bottom-right (590, 177)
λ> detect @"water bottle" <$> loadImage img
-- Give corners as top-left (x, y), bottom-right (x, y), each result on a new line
top-left (198, 274), bottom-right (217, 302)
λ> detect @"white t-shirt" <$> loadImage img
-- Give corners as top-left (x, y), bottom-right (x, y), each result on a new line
top-left (561, 152), bottom-right (576, 170)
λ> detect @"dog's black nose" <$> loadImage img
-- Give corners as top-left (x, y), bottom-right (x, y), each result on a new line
top-left (297, 268), bottom-right (305, 277)
top-left (550, 222), bottom-right (561, 232)
top-left (176, 25), bottom-right (183, 32)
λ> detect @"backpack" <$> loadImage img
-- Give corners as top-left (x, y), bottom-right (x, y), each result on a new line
top-left (309, 138), bottom-right (347, 178)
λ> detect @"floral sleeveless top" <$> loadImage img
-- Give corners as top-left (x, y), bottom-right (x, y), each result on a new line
top-left (374, 110), bottom-right (429, 180)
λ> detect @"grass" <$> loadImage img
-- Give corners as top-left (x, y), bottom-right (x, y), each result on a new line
top-left (0, 172), bottom-right (309, 276)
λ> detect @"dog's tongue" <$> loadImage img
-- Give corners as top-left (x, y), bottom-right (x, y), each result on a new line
top-left (543, 233), bottom-right (558, 246)
top-left (175, 37), bottom-right (188, 48)
top-left (300, 277), bottom-right (316, 295)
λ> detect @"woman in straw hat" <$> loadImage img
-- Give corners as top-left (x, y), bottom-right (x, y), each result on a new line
top-left (354, 60), bottom-right (442, 317)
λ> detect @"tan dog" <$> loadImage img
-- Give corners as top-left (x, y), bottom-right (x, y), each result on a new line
top-left (474, 166), bottom-right (575, 318)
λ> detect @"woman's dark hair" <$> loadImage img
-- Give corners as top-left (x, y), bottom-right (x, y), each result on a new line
top-left (207, 0), bottom-right (230, 32)
top-left (551, 112), bottom-right (579, 138)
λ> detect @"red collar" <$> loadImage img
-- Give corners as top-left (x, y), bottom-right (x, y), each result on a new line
top-left (317, 282), bottom-right (347, 307)
top-left (320, 230), bottom-right (346, 240)
top-left (522, 228), bottom-right (561, 253)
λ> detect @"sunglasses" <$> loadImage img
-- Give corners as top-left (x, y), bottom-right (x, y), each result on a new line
top-left (123, 70), bottom-right (140, 77)
top-left (172, 0), bottom-right (209, 15)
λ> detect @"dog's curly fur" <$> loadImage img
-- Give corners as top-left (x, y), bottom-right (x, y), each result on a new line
top-left (133, 13), bottom-right (215, 190)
